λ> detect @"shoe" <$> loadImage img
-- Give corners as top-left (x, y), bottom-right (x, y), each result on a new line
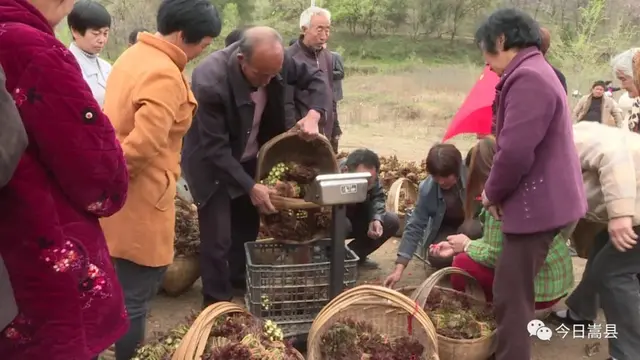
top-left (357, 258), bottom-right (380, 270)
top-left (548, 309), bottom-right (594, 327)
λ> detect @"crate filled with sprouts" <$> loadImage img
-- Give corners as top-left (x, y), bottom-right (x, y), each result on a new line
top-left (244, 132), bottom-right (359, 337)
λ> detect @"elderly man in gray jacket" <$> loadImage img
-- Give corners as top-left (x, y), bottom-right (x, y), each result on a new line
top-left (0, 64), bottom-right (28, 329)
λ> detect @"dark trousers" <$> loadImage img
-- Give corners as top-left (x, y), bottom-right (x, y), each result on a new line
top-left (566, 227), bottom-right (640, 360)
top-left (493, 230), bottom-right (556, 360)
top-left (346, 205), bottom-right (399, 260)
top-left (198, 160), bottom-right (259, 304)
top-left (113, 258), bottom-right (167, 360)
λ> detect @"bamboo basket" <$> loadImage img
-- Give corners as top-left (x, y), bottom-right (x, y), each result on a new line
top-left (161, 255), bottom-right (200, 297)
top-left (385, 178), bottom-right (419, 237)
top-left (256, 131), bottom-right (338, 210)
top-left (307, 284), bottom-right (440, 360)
top-left (411, 267), bottom-right (496, 360)
top-left (171, 302), bottom-right (304, 360)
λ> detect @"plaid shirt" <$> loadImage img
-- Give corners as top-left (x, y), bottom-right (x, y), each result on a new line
top-left (466, 210), bottom-right (573, 302)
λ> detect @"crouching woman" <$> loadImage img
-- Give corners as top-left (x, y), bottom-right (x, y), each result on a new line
top-left (429, 137), bottom-right (574, 309)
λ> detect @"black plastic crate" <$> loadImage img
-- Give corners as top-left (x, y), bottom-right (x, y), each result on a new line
top-left (244, 240), bottom-right (359, 336)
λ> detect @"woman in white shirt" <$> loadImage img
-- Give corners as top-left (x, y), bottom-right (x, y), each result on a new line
top-left (67, 0), bottom-right (112, 107)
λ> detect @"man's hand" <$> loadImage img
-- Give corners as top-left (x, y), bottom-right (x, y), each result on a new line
top-left (383, 264), bottom-right (405, 288)
top-left (367, 220), bottom-right (383, 239)
top-left (608, 216), bottom-right (638, 252)
top-left (429, 242), bottom-right (455, 258)
top-left (446, 234), bottom-right (470, 253)
top-left (294, 110), bottom-right (321, 140)
top-left (250, 184), bottom-right (277, 214)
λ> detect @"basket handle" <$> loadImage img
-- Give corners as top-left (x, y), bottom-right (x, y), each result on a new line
top-left (385, 178), bottom-right (410, 213)
top-left (410, 267), bottom-right (486, 309)
top-left (171, 302), bottom-right (247, 360)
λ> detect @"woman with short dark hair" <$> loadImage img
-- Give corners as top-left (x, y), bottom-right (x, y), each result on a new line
top-left (384, 143), bottom-right (471, 288)
top-left (67, 0), bottom-right (112, 107)
top-left (475, 8), bottom-right (585, 360)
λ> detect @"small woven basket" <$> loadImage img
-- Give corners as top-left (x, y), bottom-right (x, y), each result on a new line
top-left (410, 267), bottom-right (496, 360)
top-left (307, 284), bottom-right (440, 360)
top-left (385, 178), bottom-right (419, 237)
top-left (171, 302), bottom-right (304, 360)
top-left (256, 131), bottom-right (338, 210)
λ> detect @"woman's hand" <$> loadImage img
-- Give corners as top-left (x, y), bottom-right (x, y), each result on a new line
top-left (429, 242), bottom-right (455, 258)
top-left (383, 264), bottom-right (405, 289)
top-left (446, 234), bottom-right (471, 253)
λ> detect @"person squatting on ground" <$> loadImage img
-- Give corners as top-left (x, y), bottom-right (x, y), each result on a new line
top-left (549, 49), bottom-right (640, 360)
top-left (339, 149), bottom-right (400, 269)
top-left (181, 26), bottom-right (329, 307)
top-left (573, 80), bottom-right (624, 127)
top-left (0, 0), bottom-right (130, 357)
top-left (99, 1), bottom-right (221, 358)
top-left (286, 7), bottom-right (336, 138)
top-left (429, 136), bottom-right (574, 310)
top-left (383, 143), bottom-right (470, 288)
top-left (67, 0), bottom-right (112, 107)
top-left (476, 8), bottom-right (586, 360)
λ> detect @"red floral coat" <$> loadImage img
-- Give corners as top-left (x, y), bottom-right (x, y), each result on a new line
top-left (0, 0), bottom-right (129, 359)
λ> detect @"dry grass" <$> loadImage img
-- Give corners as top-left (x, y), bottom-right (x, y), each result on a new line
top-left (338, 65), bottom-right (482, 161)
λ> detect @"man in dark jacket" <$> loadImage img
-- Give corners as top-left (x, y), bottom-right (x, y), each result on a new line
top-left (540, 28), bottom-right (567, 93)
top-left (340, 149), bottom-right (399, 268)
top-left (286, 7), bottom-right (334, 138)
top-left (0, 64), bottom-right (27, 330)
top-left (181, 26), bottom-right (329, 306)
top-left (330, 47), bottom-right (344, 153)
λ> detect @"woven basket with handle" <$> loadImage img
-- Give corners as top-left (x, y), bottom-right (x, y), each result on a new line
top-left (411, 267), bottom-right (496, 360)
top-left (385, 178), bottom-right (419, 237)
top-left (256, 131), bottom-right (338, 210)
top-left (307, 284), bottom-right (440, 360)
top-left (171, 302), bottom-right (304, 360)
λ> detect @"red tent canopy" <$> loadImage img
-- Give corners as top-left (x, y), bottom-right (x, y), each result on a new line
top-left (442, 66), bottom-right (499, 141)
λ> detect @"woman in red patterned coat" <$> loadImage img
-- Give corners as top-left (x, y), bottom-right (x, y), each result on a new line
top-left (0, 0), bottom-right (129, 358)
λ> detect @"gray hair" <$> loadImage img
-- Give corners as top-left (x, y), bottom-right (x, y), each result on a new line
top-left (238, 26), bottom-right (283, 62)
top-left (611, 48), bottom-right (640, 78)
top-left (299, 6), bottom-right (331, 30)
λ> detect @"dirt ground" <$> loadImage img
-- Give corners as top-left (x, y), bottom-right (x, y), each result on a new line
top-left (116, 67), bottom-right (610, 359)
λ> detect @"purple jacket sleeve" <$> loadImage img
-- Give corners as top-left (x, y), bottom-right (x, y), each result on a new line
top-left (484, 69), bottom-right (555, 205)
top-left (15, 49), bottom-right (128, 217)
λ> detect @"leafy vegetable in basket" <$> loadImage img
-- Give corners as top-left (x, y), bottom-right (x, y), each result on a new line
top-left (259, 161), bottom-right (330, 243)
top-left (174, 197), bottom-right (200, 257)
top-left (424, 290), bottom-right (496, 339)
top-left (321, 318), bottom-right (425, 360)
top-left (379, 155), bottom-right (427, 192)
top-left (206, 314), bottom-right (300, 359)
top-left (132, 314), bottom-right (197, 360)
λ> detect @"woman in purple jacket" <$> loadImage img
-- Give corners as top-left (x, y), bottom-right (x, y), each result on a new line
top-left (475, 8), bottom-right (586, 360)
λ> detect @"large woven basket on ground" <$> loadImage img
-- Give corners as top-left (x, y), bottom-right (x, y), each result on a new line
top-left (307, 284), bottom-right (440, 360)
top-left (161, 255), bottom-right (200, 297)
top-left (411, 267), bottom-right (496, 360)
top-left (171, 302), bottom-right (304, 360)
top-left (385, 178), bottom-right (419, 237)
top-left (256, 131), bottom-right (338, 210)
